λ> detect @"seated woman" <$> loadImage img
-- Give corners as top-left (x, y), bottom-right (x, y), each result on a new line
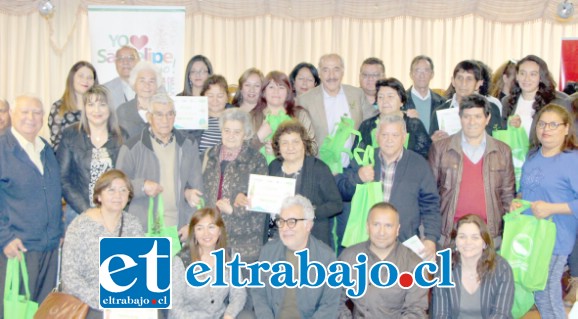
top-left (231, 68), bottom-right (264, 113)
top-left (171, 208), bottom-right (247, 319)
top-left (357, 78), bottom-right (431, 158)
top-left (268, 120), bottom-right (342, 247)
top-left (178, 55), bottom-right (213, 96)
top-left (432, 214), bottom-right (514, 318)
top-left (61, 169), bottom-right (144, 318)
top-left (56, 85), bottom-right (126, 225)
top-left (202, 108), bottom-right (268, 264)
top-left (289, 62), bottom-right (320, 97)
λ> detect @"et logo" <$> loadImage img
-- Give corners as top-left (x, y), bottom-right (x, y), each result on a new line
top-left (99, 238), bottom-right (172, 309)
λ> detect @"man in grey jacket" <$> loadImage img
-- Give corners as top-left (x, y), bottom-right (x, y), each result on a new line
top-left (103, 45), bottom-right (140, 110)
top-left (116, 93), bottom-right (203, 240)
top-left (251, 195), bottom-right (340, 318)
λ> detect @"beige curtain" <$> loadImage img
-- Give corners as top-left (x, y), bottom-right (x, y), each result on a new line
top-left (1, 1), bottom-right (578, 138)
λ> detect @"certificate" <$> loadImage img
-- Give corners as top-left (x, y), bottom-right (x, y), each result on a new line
top-left (436, 107), bottom-right (461, 135)
top-left (172, 96), bottom-right (208, 130)
top-left (247, 174), bottom-right (296, 214)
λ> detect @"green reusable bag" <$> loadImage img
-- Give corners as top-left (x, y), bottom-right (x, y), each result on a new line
top-left (493, 120), bottom-right (529, 191)
top-left (259, 112), bottom-right (292, 164)
top-left (500, 199), bottom-right (556, 291)
top-left (341, 146), bottom-right (384, 247)
top-left (147, 195), bottom-right (182, 256)
top-left (319, 116), bottom-right (361, 174)
top-left (511, 282), bottom-right (534, 319)
top-left (370, 118), bottom-right (410, 149)
top-left (4, 256), bottom-right (38, 319)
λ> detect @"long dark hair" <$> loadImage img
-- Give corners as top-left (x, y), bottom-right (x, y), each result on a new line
top-left (451, 214), bottom-right (496, 281)
top-left (179, 55), bottom-right (213, 96)
top-left (186, 208), bottom-right (228, 263)
top-left (505, 55), bottom-right (556, 118)
top-left (60, 61), bottom-right (98, 116)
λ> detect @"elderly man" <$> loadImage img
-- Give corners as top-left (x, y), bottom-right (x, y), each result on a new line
top-left (339, 202), bottom-right (428, 318)
top-left (251, 195), bottom-right (340, 319)
top-left (359, 57), bottom-right (385, 105)
top-left (338, 113), bottom-right (441, 260)
top-left (116, 93), bottom-right (203, 240)
top-left (104, 45), bottom-right (140, 110)
top-left (0, 95), bottom-right (63, 317)
top-left (404, 55), bottom-right (446, 134)
top-left (428, 94), bottom-right (515, 247)
top-left (0, 99), bottom-right (10, 135)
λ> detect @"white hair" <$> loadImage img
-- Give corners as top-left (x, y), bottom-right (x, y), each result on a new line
top-left (148, 93), bottom-right (175, 113)
top-left (128, 61), bottom-right (163, 89)
top-left (219, 108), bottom-right (254, 140)
top-left (280, 195), bottom-right (315, 220)
top-left (377, 111), bottom-right (407, 134)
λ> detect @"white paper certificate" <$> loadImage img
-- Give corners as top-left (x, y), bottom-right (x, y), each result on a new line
top-left (247, 174), bottom-right (296, 214)
top-left (172, 96), bottom-right (208, 130)
top-left (436, 107), bottom-right (461, 135)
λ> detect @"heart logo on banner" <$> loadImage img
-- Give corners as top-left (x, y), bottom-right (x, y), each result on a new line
top-left (130, 35), bottom-right (149, 50)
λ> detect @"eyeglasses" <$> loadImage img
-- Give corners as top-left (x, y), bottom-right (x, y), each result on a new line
top-left (151, 111), bottom-right (176, 119)
top-left (274, 218), bottom-right (307, 229)
top-left (536, 121), bottom-right (566, 130)
top-left (190, 70), bottom-right (209, 76)
top-left (116, 55), bottom-right (137, 62)
top-left (361, 73), bottom-right (381, 80)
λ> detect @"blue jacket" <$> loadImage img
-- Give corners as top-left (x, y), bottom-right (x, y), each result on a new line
top-left (0, 131), bottom-right (63, 251)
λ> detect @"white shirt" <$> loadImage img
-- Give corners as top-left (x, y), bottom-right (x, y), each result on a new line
top-left (322, 85), bottom-right (352, 167)
top-left (514, 97), bottom-right (534, 137)
top-left (461, 132), bottom-right (487, 164)
top-left (11, 127), bottom-right (45, 174)
top-left (411, 87), bottom-right (431, 101)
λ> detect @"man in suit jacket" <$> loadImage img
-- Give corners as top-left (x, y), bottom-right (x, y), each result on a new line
top-left (103, 45), bottom-right (140, 110)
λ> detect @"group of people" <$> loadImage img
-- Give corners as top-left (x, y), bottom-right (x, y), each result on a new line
top-left (0, 46), bottom-right (577, 319)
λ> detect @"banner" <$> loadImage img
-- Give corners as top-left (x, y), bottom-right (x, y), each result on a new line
top-left (88, 6), bottom-right (185, 96)
top-left (560, 38), bottom-right (578, 91)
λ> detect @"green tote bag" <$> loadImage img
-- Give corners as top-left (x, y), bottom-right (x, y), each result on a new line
top-left (319, 116), bottom-right (361, 174)
top-left (4, 256), bottom-right (38, 319)
top-left (493, 120), bottom-right (529, 191)
top-left (146, 195), bottom-right (182, 256)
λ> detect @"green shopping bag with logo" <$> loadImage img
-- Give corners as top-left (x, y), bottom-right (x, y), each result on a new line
top-left (260, 112), bottom-right (292, 164)
top-left (4, 255), bottom-right (38, 319)
top-left (511, 282), bottom-right (534, 319)
top-left (319, 116), bottom-right (361, 174)
top-left (341, 145), bottom-right (383, 247)
top-left (493, 119), bottom-right (529, 191)
top-left (500, 199), bottom-right (556, 291)
top-left (370, 118), bottom-right (410, 149)
top-left (147, 195), bottom-right (181, 256)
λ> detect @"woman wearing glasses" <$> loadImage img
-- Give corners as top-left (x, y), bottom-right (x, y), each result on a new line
top-left (510, 104), bottom-right (578, 318)
top-left (178, 55), bottom-right (213, 96)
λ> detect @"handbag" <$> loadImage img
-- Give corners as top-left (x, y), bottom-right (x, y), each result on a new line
top-left (500, 199), bottom-right (556, 291)
top-left (34, 248), bottom-right (89, 319)
top-left (146, 195), bottom-right (182, 256)
top-left (341, 146), bottom-right (384, 247)
top-left (4, 255), bottom-right (38, 319)
top-left (492, 119), bottom-right (529, 191)
top-left (319, 116), bottom-right (361, 174)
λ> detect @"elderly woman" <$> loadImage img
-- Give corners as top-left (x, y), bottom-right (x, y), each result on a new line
top-left (268, 119), bottom-right (342, 247)
top-left (432, 214), bottom-right (514, 318)
top-left (178, 55), bottom-right (213, 96)
top-left (48, 61), bottom-right (98, 148)
top-left (251, 71), bottom-right (316, 162)
top-left (231, 68), bottom-right (264, 113)
top-left (116, 61), bottom-right (163, 139)
top-left (201, 108), bottom-right (268, 264)
top-left (56, 85), bottom-right (126, 225)
top-left (357, 77), bottom-right (431, 158)
top-left (171, 208), bottom-right (246, 319)
top-left (62, 169), bottom-right (144, 318)
top-left (186, 74), bottom-right (233, 154)
top-left (289, 62), bottom-right (320, 97)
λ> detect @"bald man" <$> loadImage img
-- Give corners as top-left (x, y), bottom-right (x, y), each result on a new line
top-left (0, 95), bottom-right (63, 317)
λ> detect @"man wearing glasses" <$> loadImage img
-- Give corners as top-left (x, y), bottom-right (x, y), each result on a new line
top-left (359, 57), bottom-right (385, 106)
top-left (251, 195), bottom-right (340, 318)
top-left (104, 45), bottom-right (140, 110)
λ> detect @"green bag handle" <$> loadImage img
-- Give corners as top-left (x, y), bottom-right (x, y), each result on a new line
top-left (353, 145), bottom-right (375, 166)
top-left (5, 256), bottom-right (32, 301)
top-left (148, 195), bottom-right (166, 234)
top-left (335, 116), bottom-right (361, 160)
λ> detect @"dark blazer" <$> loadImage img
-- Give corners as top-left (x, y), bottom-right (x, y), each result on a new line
top-left (338, 148), bottom-right (441, 243)
top-left (430, 99), bottom-right (503, 136)
top-left (117, 98), bottom-right (147, 139)
top-left (269, 156), bottom-right (342, 247)
top-left (56, 123), bottom-right (127, 214)
top-left (403, 87), bottom-right (447, 135)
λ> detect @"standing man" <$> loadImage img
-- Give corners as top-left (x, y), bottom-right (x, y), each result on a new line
top-left (0, 95), bottom-right (63, 317)
top-left (428, 94), bottom-right (515, 247)
top-left (251, 195), bottom-right (340, 318)
top-left (359, 57), bottom-right (385, 105)
top-left (104, 45), bottom-right (140, 110)
top-left (339, 202), bottom-right (428, 318)
top-left (116, 93), bottom-right (203, 240)
top-left (404, 55), bottom-right (446, 134)
top-left (0, 99), bottom-right (10, 135)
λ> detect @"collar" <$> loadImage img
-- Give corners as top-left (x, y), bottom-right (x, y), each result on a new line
top-left (448, 131), bottom-right (500, 154)
top-left (364, 240), bottom-right (400, 261)
top-left (460, 131), bottom-right (487, 148)
top-left (321, 84), bottom-right (345, 98)
top-left (11, 127), bottom-right (44, 152)
top-left (148, 128), bottom-right (174, 147)
top-left (450, 94), bottom-right (460, 109)
top-left (411, 86), bottom-right (431, 101)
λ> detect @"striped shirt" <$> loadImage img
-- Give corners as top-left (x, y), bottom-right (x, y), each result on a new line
top-left (198, 117), bottom-right (222, 154)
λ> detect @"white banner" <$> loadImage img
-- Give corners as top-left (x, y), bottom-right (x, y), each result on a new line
top-left (88, 6), bottom-right (185, 96)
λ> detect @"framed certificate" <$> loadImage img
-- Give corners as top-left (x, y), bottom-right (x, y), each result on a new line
top-left (436, 107), bottom-right (461, 135)
top-left (172, 96), bottom-right (208, 130)
top-left (247, 174), bottom-right (296, 214)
